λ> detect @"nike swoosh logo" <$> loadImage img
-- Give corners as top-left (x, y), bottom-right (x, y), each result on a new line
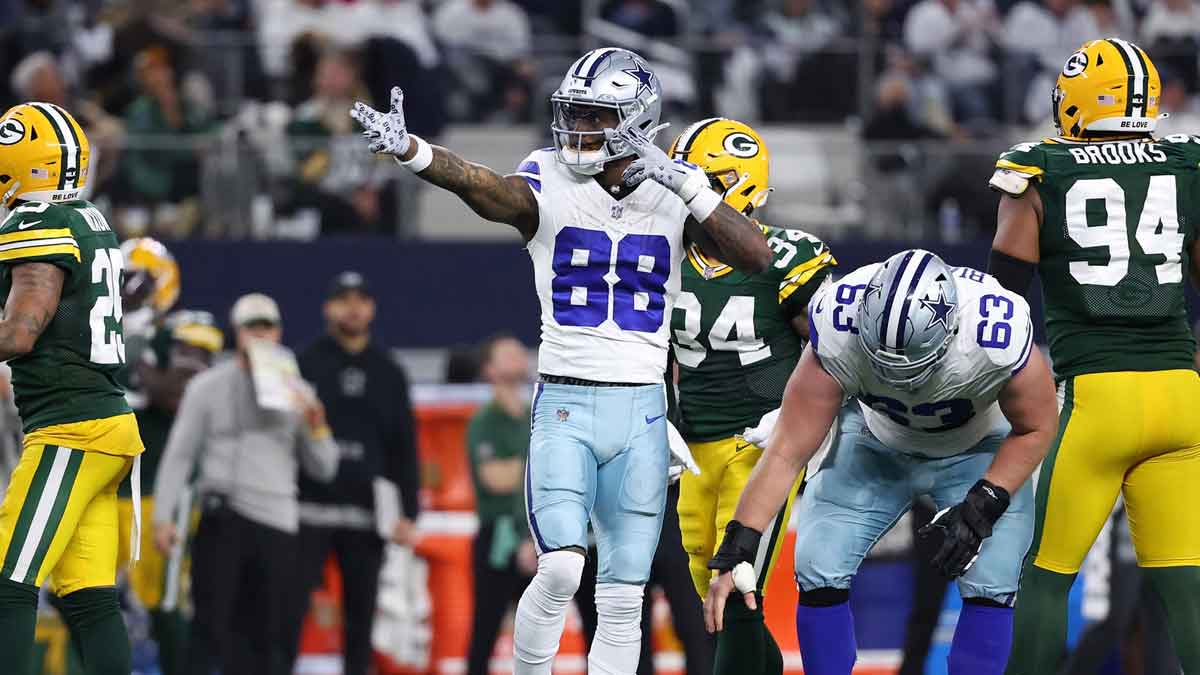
top-left (18, 219), bottom-right (41, 229)
top-left (645, 414), bottom-right (664, 425)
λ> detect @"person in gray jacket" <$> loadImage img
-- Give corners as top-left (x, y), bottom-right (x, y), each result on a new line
top-left (152, 292), bottom-right (338, 675)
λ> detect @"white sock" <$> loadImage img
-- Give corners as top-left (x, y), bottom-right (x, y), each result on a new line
top-left (587, 583), bottom-right (645, 675)
top-left (513, 550), bottom-right (585, 675)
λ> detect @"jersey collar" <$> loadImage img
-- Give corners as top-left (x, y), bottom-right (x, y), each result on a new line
top-left (687, 243), bottom-right (733, 279)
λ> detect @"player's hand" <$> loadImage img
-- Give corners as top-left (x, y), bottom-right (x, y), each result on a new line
top-left (918, 479), bottom-right (1010, 577)
top-left (607, 120), bottom-right (709, 203)
top-left (704, 520), bottom-right (762, 632)
top-left (391, 516), bottom-right (415, 546)
top-left (154, 522), bottom-right (179, 554)
top-left (704, 563), bottom-right (758, 633)
top-left (350, 86), bottom-right (410, 157)
top-left (666, 419), bottom-right (700, 484)
top-left (741, 408), bottom-right (780, 449)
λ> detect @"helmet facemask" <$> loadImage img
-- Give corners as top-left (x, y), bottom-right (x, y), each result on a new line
top-left (551, 98), bottom-right (650, 176)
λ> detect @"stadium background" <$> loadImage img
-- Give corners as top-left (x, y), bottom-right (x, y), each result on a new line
top-left (3, 0), bottom-right (1200, 673)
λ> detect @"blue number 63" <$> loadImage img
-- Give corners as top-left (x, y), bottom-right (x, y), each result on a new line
top-left (976, 294), bottom-right (1013, 349)
top-left (551, 227), bottom-right (671, 333)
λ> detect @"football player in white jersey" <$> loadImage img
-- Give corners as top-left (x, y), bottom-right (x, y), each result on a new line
top-left (704, 250), bottom-right (1058, 675)
top-left (351, 48), bottom-right (770, 675)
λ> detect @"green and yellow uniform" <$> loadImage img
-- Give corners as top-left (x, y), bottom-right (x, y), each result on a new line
top-left (0, 200), bottom-right (143, 595)
top-left (672, 225), bottom-right (835, 598)
top-left (994, 136), bottom-right (1200, 574)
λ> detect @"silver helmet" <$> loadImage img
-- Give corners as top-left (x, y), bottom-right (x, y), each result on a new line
top-left (551, 47), bottom-right (663, 176)
top-left (857, 249), bottom-right (959, 390)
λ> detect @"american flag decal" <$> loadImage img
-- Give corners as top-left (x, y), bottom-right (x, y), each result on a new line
top-left (31, 168), bottom-right (48, 179)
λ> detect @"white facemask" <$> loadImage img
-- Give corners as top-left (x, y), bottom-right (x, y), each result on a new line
top-left (557, 146), bottom-right (607, 176)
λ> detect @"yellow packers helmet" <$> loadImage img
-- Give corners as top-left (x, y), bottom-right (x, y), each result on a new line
top-left (668, 118), bottom-right (769, 215)
top-left (0, 102), bottom-right (90, 208)
top-left (1054, 38), bottom-right (1161, 140)
top-left (121, 237), bottom-right (180, 314)
top-left (166, 310), bottom-right (224, 354)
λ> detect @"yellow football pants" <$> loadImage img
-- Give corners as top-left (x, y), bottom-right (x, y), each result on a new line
top-left (678, 436), bottom-right (804, 599)
top-left (1031, 369), bottom-right (1200, 574)
top-left (0, 443), bottom-right (133, 595)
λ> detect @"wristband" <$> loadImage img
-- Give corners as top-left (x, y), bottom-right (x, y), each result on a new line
top-left (707, 520), bottom-right (763, 572)
top-left (686, 187), bottom-right (722, 222)
top-left (397, 135), bottom-right (433, 173)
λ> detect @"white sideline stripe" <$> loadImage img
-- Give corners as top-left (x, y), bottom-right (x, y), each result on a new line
top-left (10, 446), bottom-right (71, 583)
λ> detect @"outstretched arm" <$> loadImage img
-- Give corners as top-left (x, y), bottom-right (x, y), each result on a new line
top-left (407, 145), bottom-right (539, 240)
top-left (0, 262), bottom-right (64, 361)
top-left (351, 88), bottom-right (539, 240)
top-left (685, 204), bottom-right (772, 274)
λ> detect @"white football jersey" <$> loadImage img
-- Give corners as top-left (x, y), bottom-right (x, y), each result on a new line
top-left (809, 263), bottom-right (1034, 457)
top-left (517, 149), bottom-right (689, 384)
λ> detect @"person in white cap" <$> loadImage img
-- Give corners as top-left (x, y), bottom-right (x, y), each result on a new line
top-left (152, 292), bottom-right (338, 675)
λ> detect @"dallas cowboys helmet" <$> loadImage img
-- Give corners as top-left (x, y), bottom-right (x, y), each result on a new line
top-left (551, 47), bottom-right (663, 176)
top-left (857, 249), bottom-right (959, 390)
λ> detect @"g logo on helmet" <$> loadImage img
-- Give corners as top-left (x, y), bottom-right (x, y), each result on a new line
top-left (723, 132), bottom-right (759, 158)
top-left (0, 119), bottom-right (25, 145)
top-left (1062, 51), bottom-right (1088, 78)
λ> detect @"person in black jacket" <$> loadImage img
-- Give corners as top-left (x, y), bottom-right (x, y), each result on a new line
top-left (286, 270), bottom-right (420, 675)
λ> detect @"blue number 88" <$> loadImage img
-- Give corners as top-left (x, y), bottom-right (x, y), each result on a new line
top-left (551, 227), bottom-right (671, 332)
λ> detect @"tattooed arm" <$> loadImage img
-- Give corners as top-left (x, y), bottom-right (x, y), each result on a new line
top-left (685, 203), bottom-right (772, 274)
top-left (0, 262), bottom-right (64, 361)
top-left (404, 144), bottom-right (539, 241)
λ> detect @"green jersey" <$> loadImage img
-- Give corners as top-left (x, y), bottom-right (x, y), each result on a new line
top-left (467, 401), bottom-right (530, 525)
top-left (671, 226), bottom-right (836, 441)
top-left (0, 200), bottom-right (131, 432)
top-left (992, 136), bottom-right (1199, 379)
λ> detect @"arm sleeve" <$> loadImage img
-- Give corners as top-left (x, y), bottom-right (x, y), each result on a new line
top-left (152, 377), bottom-right (208, 525)
top-left (387, 361), bottom-right (421, 519)
top-left (775, 232), bottom-right (837, 320)
top-left (297, 426), bottom-right (340, 483)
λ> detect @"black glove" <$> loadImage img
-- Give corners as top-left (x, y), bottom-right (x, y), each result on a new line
top-left (917, 480), bottom-right (1010, 578)
top-left (707, 520), bottom-right (763, 572)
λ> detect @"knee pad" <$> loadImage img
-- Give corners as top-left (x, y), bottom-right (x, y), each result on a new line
top-left (798, 586), bottom-right (849, 607)
top-left (536, 549), bottom-right (585, 598)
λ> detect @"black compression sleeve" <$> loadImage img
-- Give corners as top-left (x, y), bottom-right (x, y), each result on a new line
top-left (987, 249), bottom-right (1037, 296)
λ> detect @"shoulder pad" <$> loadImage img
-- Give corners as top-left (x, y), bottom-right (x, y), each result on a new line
top-left (0, 201), bottom-right (80, 265)
top-left (765, 226), bottom-right (835, 278)
top-left (512, 149), bottom-right (551, 194)
top-left (967, 288), bottom-right (1034, 375)
top-left (994, 142), bottom-right (1045, 177)
top-left (988, 168), bottom-right (1032, 196)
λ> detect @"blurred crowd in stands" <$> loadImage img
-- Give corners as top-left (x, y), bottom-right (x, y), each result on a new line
top-left (1, 0), bottom-right (1199, 239)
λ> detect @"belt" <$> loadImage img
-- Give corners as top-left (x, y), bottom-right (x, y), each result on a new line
top-left (538, 373), bottom-right (647, 387)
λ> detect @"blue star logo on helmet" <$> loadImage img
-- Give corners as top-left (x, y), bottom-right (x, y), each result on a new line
top-left (920, 287), bottom-right (956, 332)
top-left (623, 62), bottom-right (655, 98)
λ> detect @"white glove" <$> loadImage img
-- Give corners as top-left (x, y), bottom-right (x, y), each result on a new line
top-left (740, 408), bottom-right (780, 449)
top-left (350, 86), bottom-right (410, 156)
top-left (666, 419), bottom-right (700, 484)
top-left (608, 120), bottom-right (707, 202)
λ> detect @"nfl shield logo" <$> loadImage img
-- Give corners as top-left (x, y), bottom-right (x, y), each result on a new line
top-left (610, 203), bottom-right (623, 220)
top-left (557, 408), bottom-right (570, 421)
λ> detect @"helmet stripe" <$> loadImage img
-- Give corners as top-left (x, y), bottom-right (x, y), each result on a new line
top-left (673, 117), bottom-right (723, 159)
top-left (878, 249), bottom-right (915, 348)
top-left (893, 251), bottom-right (934, 347)
top-left (46, 103), bottom-right (81, 190)
top-left (29, 104), bottom-right (70, 191)
top-left (45, 104), bottom-right (82, 190)
top-left (574, 48), bottom-right (618, 80)
top-left (1107, 39), bottom-right (1145, 118)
